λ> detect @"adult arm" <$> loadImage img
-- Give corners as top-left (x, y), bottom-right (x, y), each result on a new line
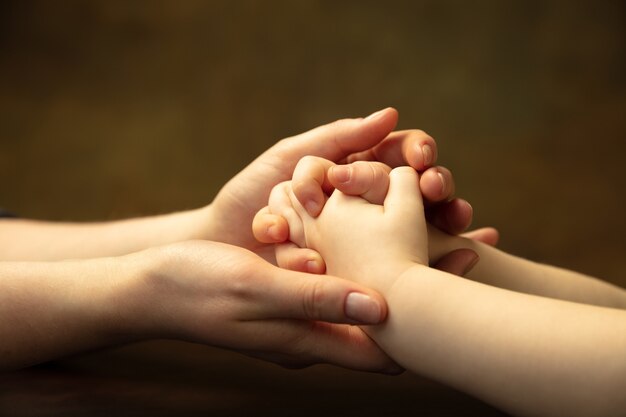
top-left (0, 108), bottom-right (470, 263)
top-left (0, 240), bottom-right (398, 373)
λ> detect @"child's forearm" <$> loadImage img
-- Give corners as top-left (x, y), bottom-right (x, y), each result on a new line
top-left (467, 242), bottom-right (626, 308)
top-left (432, 230), bottom-right (626, 309)
top-left (368, 265), bottom-right (626, 417)
top-left (0, 207), bottom-right (211, 261)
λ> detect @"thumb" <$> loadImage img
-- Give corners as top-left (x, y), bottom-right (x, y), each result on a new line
top-left (261, 267), bottom-right (388, 325)
top-left (275, 108), bottom-right (399, 163)
top-left (384, 166), bottom-right (424, 220)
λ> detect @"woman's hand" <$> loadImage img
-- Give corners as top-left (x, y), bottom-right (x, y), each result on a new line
top-left (132, 240), bottom-right (401, 373)
top-left (0, 241), bottom-right (399, 373)
top-left (204, 108), bottom-right (473, 265)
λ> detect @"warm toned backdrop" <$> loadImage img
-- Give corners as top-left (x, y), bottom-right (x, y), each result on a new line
top-left (1, 1), bottom-right (624, 416)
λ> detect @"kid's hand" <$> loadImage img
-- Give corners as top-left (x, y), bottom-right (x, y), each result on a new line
top-left (253, 157), bottom-right (498, 275)
top-left (262, 168), bottom-right (428, 293)
top-left (206, 108), bottom-right (472, 263)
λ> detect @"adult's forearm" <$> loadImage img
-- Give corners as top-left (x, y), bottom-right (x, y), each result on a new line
top-left (0, 257), bottom-right (146, 370)
top-left (369, 266), bottom-right (626, 417)
top-left (0, 207), bottom-right (211, 261)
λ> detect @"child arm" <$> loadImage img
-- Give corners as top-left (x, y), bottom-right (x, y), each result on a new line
top-left (275, 164), bottom-right (626, 417)
top-left (377, 265), bottom-right (626, 417)
top-left (429, 230), bottom-right (626, 309)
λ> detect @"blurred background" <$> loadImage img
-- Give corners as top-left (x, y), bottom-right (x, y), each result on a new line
top-left (0, 1), bottom-right (624, 416)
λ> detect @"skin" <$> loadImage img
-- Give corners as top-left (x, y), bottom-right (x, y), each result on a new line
top-left (0, 108), bottom-right (479, 372)
top-left (0, 242), bottom-right (394, 372)
top-left (268, 162), bottom-right (626, 417)
top-left (253, 155), bottom-right (499, 274)
top-left (264, 157), bottom-right (626, 309)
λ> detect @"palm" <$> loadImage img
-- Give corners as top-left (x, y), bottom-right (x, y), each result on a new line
top-left (210, 152), bottom-right (295, 263)
top-left (208, 108), bottom-right (402, 262)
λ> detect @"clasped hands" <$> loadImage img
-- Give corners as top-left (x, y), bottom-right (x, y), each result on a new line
top-left (139, 108), bottom-right (496, 374)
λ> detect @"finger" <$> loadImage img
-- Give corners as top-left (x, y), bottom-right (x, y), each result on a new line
top-left (291, 156), bottom-right (336, 217)
top-left (267, 182), bottom-right (306, 247)
top-left (261, 267), bottom-right (388, 325)
top-left (275, 242), bottom-right (326, 274)
top-left (427, 198), bottom-right (473, 235)
top-left (433, 248), bottom-right (480, 277)
top-left (462, 227), bottom-right (500, 247)
top-left (346, 129), bottom-right (438, 171)
top-left (328, 161), bottom-right (391, 205)
top-left (238, 320), bottom-right (403, 374)
top-left (420, 166), bottom-right (455, 204)
top-left (275, 108), bottom-right (399, 166)
top-left (252, 207), bottom-right (289, 243)
top-left (384, 167), bottom-right (423, 219)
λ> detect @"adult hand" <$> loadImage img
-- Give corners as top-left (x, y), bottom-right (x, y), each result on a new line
top-left (135, 240), bottom-right (401, 373)
top-left (195, 108), bottom-right (477, 371)
top-left (207, 107), bottom-right (471, 266)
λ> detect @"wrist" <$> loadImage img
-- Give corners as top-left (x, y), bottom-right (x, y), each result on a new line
top-left (192, 204), bottom-right (216, 240)
top-left (104, 249), bottom-right (171, 341)
top-left (172, 205), bottom-right (215, 241)
top-left (366, 260), bottom-right (426, 296)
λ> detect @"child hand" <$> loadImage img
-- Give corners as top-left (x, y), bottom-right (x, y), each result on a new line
top-left (256, 157), bottom-right (496, 277)
top-left (269, 166), bottom-right (427, 293)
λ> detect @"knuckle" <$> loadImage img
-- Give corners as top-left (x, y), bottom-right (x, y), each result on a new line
top-left (297, 154), bottom-right (318, 167)
top-left (227, 261), bottom-right (264, 301)
top-left (291, 176), bottom-right (310, 196)
top-left (228, 275), bottom-right (255, 301)
top-left (300, 280), bottom-right (327, 320)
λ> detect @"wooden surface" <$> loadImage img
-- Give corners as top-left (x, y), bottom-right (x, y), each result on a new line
top-left (0, 341), bottom-right (509, 416)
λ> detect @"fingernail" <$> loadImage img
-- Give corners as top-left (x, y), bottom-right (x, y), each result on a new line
top-left (267, 224), bottom-right (282, 241)
top-left (365, 108), bottom-right (386, 120)
top-left (437, 171), bottom-right (445, 194)
top-left (304, 199), bottom-right (319, 215)
top-left (332, 165), bottom-right (351, 183)
top-left (306, 259), bottom-right (321, 273)
top-left (345, 293), bottom-right (382, 324)
top-left (462, 254), bottom-right (480, 276)
top-left (462, 200), bottom-right (473, 216)
top-left (422, 144), bottom-right (433, 166)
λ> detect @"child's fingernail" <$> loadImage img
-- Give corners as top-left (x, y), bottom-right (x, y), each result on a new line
top-left (332, 165), bottom-right (351, 183)
top-left (345, 293), bottom-right (382, 324)
top-left (267, 224), bottom-right (282, 241)
top-left (304, 199), bottom-right (319, 215)
top-left (437, 171), bottom-right (446, 194)
top-left (422, 144), bottom-right (433, 166)
top-left (365, 108), bottom-right (386, 120)
top-left (306, 259), bottom-right (321, 273)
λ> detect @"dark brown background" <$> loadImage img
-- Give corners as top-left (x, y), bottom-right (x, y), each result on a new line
top-left (1, 1), bottom-right (624, 416)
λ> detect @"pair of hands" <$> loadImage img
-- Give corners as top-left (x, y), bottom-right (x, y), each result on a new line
top-left (257, 165), bottom-right (431, 295)
top-left (144, 108), bottom-right (494, 372)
